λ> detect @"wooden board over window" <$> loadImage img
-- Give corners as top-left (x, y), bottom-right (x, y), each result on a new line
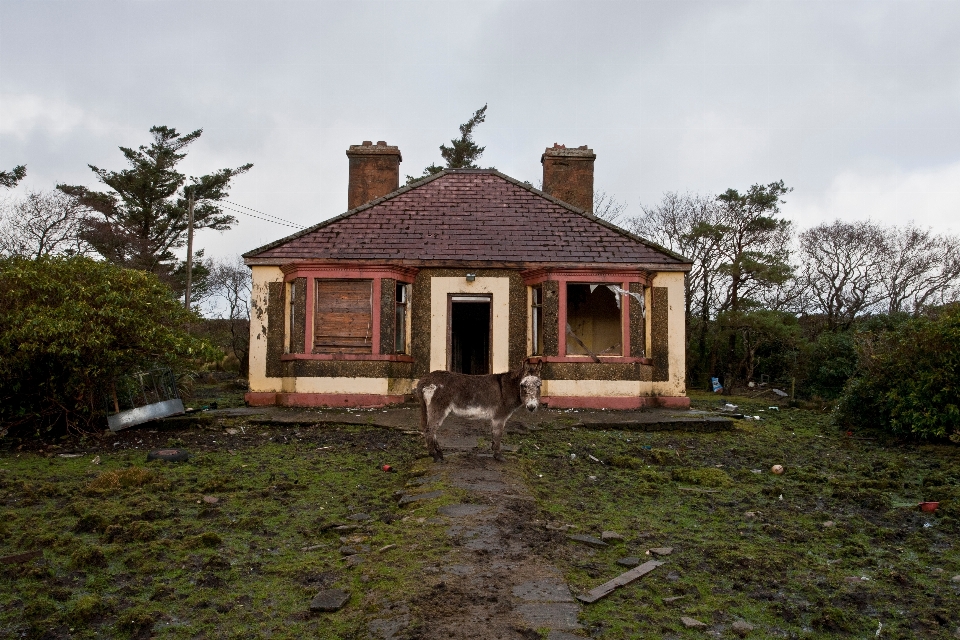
top-left (314, 279), bottom-right (373, 354)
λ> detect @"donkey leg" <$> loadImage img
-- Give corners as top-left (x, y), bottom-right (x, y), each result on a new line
top-left (425, 414), bottom-right (445, 463)
top-left (420, 384), bottom-right (445, 462)
top-left (491, 418), bottom-right (507, 461)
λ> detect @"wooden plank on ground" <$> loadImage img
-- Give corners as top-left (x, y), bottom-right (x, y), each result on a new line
top-left (576, 559), bottom-right (663, 603)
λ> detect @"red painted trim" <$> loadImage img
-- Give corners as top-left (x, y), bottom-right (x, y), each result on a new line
top-left (541, 395), bottom-right (690, 410)
top-left (621, 284), bottom-right (631, 357)
top-left (532, 356), bottom-right (652, 365)
top-left (522, 267), bottom-right (652, 286)
top-left (304, 276), bottom-right (314, 355)
top-left (245, 392), bottom-right (279, 406)
top-left (277, 393), bottom-right (406, 408)
top-left (280, 353), bottom-right (414, 362)
top-left (371, 277), bottom-right (382, 355)
top-left (281, 263), bottom-right (419, 281)
top-left (558, 281), bottom-right (567, 357)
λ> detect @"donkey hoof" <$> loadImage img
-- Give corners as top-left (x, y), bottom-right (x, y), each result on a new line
top-left (492, 452), bottom-right (505, 462)
top-left (431, 453), bottom-right (445, 463)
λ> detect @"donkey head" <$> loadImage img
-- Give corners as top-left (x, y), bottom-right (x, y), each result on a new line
top-left (518, 360), bottom-right (543, 412)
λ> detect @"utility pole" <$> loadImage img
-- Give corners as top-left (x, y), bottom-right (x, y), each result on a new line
top-left (184, 190), bottom-right (195, 310)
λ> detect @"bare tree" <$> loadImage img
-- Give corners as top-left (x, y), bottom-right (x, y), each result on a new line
top-left (881, 225), bottom-right (960, 314)
top-left (593, 190), bottom-right (628, 226)
top-left (207, 255), bottom-right (252, 375)
top-left (798, 220), bottom-right (887, 329)
top-left (0, 190), bottom-right (93, 258)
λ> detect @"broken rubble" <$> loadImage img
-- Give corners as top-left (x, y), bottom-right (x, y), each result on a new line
top-left (680, 616), bottom-right (707, 628)
top-left (577, 559), bottom-right (662, 603)
top-left (649, 547), bottom-right (673, 556)
top-left (600, 531), bottom-right (623, 541)
top-left (731, 620), bottom-right (755, 636)
top-left (616, 557), bottom-right (641, 567)
top-left (567, 534), bottom-right (607, 548)
top-left (310, 588), bottom-right (349, 612)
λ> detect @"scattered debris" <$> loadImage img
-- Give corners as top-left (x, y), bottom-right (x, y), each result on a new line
top-left (146, 448), bottom-right (190, 462)
top-left (587, 454), bottom-right (601, 463)
top-left (731, 620), bottom-right (755, 636)
top-left (681, 616), bottom-right (707, 628)
top-left (677, 487), bottom-right (720, 493)
top-left (662, 595), bottom-right (686, 603)
top-left (601, 531), bottom-right (624, 541)
top-left (225, 428), bottom-right (239, 435)
top-left (919, 501), bottom-right (939, 512)
top-left (723, 404), bottom-right (739, 411)
top-left (202, 495), bottom-right (219, 504)
top-left (772, 388), bottom-right (789, 398)
top-left (577, 559), bottom-right (663, 603)
top-left (567, 534), bottom-right (607, 548)
top-left (57, 453), bottom-right (81, 458)
top-left (751, 469), bottom-right (763, 474)
top-left (822, 521), bottom-right (835, 528)
top-left (91, 456), bottom-right (101, 465)
top-left (617, 557), bottom-right (640, 567)
top-left (309, 589), bottom-right (350, 612)
top-left (301, 544), bottom-right (326, 552)
top-left (648, 547), bottom-right (673, 557)
top-left (347, 513), bottom-right (371, 521)
top-left (398, 490), bottom-right (443, 506)
top-left (744, 511), bottom-right (758, 519)
top-left (378, 544), bottom-right (396, 553)
top-left (381, 464), bottom-right (393, 472)
top-left (771, 465), bottom-right (784, 475)
top-left (767, 406), bottom-right (779, 411)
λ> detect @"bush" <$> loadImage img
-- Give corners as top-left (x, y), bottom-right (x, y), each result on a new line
top-left (0, 256), bottom-right (218, 436)
top-left (836, 304), bottom-right (960, 439)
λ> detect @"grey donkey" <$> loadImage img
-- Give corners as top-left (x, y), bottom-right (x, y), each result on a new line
top-left (414, 361), bottom-right (543, 462)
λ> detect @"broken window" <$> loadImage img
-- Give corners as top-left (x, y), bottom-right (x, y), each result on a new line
top-left (395, 283), bottom-right (410, 354)
top-left (314, 279), bottom-right (373, 354)
top-left (531, 286), bottom-right (544, 355)
top-left (565, 283), bottom-right (622, 356)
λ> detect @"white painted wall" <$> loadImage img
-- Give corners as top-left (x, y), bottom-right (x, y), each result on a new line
top-left (429, 277), bottom-right (511, 374)
top-left (248, 265), bottom-right (284, 393)
top-left (652, 270), bottom-right (687, 396)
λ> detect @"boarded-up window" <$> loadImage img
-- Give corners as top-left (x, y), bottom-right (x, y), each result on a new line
top-left (314, 279), bottom-right (373, 354)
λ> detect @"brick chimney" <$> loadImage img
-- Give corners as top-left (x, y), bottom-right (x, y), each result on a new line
top-left (541, 144), bottom-right (596, 213)
top-left (346, 141), bottom-right (402, 210)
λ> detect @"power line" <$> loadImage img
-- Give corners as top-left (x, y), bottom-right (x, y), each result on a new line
top-left (220, 200), bottom-right (304, 228)
top-left (217, 201), bottom-right (304, 229)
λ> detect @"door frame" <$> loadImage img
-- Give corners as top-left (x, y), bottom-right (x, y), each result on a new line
top-left (446, 293), bottom-right (493, 374)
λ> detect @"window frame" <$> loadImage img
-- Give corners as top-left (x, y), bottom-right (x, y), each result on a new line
top-left (278, 263), bottom-right (417, 362)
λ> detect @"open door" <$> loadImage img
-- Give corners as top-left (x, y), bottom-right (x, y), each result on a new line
top-left (448, 295), bottom-right (492, 375)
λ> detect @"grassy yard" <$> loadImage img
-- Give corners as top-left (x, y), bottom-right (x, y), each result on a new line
top-left (2, 391), bottom-right (959, 639)
top-left (0, 422), bottom-right (463, 639)
top-left (516, 391), bottom-right (960, 638)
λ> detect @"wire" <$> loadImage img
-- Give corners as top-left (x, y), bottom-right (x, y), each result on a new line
top-left (217, 201), bottom-right (304, 229)
top-left (220, 200), bottom-right (304, 228)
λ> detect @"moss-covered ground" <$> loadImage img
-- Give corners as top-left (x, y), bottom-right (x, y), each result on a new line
top-left (0, 422), bottom-right (460, 639)
top-left (516, 391), bottom-right (960, 638)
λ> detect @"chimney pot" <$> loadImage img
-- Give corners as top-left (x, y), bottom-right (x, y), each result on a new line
top-left (346, 142), bottom-right (403, 209)
top-left (541, 144), bottom-right (596, 213)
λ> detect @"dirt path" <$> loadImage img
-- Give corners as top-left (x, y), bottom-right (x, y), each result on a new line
top-left (371, 417), bottom-right (585, 640)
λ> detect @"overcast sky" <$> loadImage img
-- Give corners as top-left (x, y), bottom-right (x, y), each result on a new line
top-left (2, 0), bottom-right (958, 261)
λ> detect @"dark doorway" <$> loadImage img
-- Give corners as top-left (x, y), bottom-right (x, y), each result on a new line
top-left (448, 297), bottom-right (491, 375)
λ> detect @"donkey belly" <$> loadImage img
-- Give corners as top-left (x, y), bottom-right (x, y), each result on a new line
top-left (448, 404), bottom-right (497, 421)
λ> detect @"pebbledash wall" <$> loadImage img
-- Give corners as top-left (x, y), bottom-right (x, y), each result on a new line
top-left (246, 265), bottom-right (688, 409)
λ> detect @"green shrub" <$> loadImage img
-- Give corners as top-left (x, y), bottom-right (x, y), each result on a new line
top-left (0, 256), bottom-right (219, 436)
top-left (671, 467), bottom-right (733, 487)
top-left (836, 304), bottom-right (960, 439)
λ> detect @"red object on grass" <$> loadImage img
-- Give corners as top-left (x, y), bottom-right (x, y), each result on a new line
top-left (381, 465), bottom-right (392, 472)
top-left (919, 502), bottom-right (939, 512)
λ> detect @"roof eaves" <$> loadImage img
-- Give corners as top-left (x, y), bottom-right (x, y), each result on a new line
top-left (242, 170), bottom-right (451, 259)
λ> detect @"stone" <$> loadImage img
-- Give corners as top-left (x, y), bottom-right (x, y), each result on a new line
top-left (567, 534), bottom-right (607, 548)
top-left (369, 615), bottom-right (410, 639)
top-left (310, 588), bottom-right (349, 612)
top-left (438, 504), bottom-right (487, 517)
top-left (398, 490), bottom-right (443, 506)
top-left (666, 571), bottom-right (680, 582)
top-left (663, 596), bottom-right (685, 603)
top-left (952, 575), bottom-right (960, 583)
top-left (649, 547), bottom-right (673, 556)
top-left (680, 616), bottom-right (707, 628)
top-left (600, 531), bottom-right (624, 541)
top-left (347, 513), bottom-right (371, 521)
top-left (617, 557), bottom-right (641, 567)
top-left (345, 555), bottom-right (364, 567)
top-left (339, 545), bottom-right (369, 555)
top-left (515, 602), bottom-right (582, 631)
top-left (822, 521), bottom-right (835, 528)
top-left (202, 495), bottom-right (219, 504)
top-left (731, 620), bottom-right (755, 636)
top-left (512, 580), bottom-right (575, 602)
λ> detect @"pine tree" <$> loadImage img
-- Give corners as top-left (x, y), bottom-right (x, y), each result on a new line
top-left (407, 104), bottom-right (488, 184)
top-left (0, 165), bottom-right (26, 189)
top-left (58, 126), bottom-right (251, 284)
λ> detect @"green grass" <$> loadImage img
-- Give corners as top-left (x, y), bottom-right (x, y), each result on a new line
top-left (515, 391), bottom-right (960, 638)
top-left (0, 423), bottom-right (459, 639)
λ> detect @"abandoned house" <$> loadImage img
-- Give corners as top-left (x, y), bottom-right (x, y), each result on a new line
top-left (242, 142), bottom-right (692, 409)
